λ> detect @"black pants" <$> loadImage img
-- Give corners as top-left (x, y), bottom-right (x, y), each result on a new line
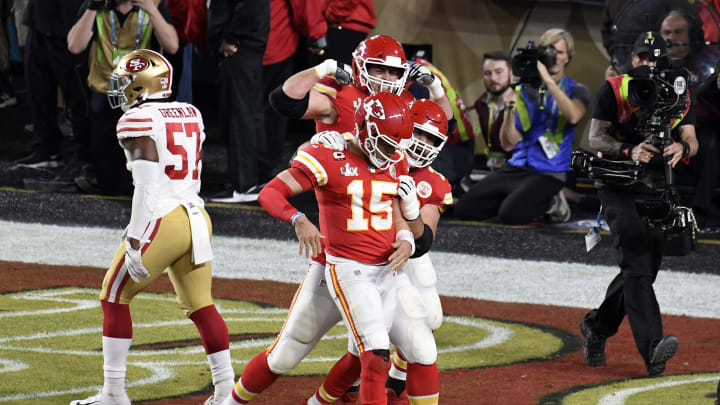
top-left (584, 185), bottom-right (665, 360)
top-left (318, 26), bottom-right (368, 68)
top-left (24, 29), bottom-right (89, 159)
top-left (217, 46), bottom-right (266, 191)
top-left (260, 56), bottom-right (293, 183)
top-left (453, 163), bottom-right (564, 224)
top-left (89, 91), bottom-right (130, 195)
top-left (431, 140), bottom-right (474, 184)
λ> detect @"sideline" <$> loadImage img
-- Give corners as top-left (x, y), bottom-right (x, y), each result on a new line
top-left (2, 220), bottom-right (719, 319)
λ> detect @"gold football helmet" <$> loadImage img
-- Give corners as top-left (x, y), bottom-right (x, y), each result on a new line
top-left (107, 49), bottom-right (173, 111)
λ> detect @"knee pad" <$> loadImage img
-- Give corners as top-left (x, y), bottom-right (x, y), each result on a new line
top-left (407, 321), bottom-right (437, 365)
top-left (266, 335), bottom-right (314, 374)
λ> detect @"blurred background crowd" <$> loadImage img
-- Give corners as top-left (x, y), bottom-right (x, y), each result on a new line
top-left (1, 0), bottom-right (720, 230)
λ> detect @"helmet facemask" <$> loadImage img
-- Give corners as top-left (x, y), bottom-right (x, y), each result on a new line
top-left (406, 124), bottom-right (448, 168)
top-left (356, 59), bottom-right (409, 95)
top-left (358, 120), bottom-right (411, 170)
top-left (108, 72), bottom-right (139, 112)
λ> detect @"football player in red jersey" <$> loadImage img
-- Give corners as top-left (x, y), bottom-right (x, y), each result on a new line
top-left (269, 34), bottom-right (452, 138)
top-left (304, 99), bottom-right (450, 405)
top-left (70, 50), bottom-right (234, 405)
top-left (221, 93), bottom-right (416, 405)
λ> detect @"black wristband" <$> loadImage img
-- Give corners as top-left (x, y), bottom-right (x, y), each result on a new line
top-left (680, 141), bottom-right (690, 158)
top-left (618, 143), bottom-right (633, 160)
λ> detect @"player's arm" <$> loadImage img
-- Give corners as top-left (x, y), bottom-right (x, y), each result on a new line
top-left (258, 168), bottom-right (325, 258)
top-left (120, 136), bottom-right (159, 251)
top-left (389, 202), bottom-right (414, 271)
top-left (270, 60), bottom-right (350, 122)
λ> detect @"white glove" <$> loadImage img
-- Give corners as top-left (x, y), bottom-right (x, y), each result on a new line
top-left (397, 175), bottom-right (420, 221)
top-left (310, 131), bottom-right (346, 151)
top-left (124, 240), bottom-right (150, 283)
top-left (314, 59), bottom-right (352, 85)
top-left (409, 63), bottom-right (444, 99)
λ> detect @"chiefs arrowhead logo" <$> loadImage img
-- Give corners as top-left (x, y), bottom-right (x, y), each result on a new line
top-left (125, 57), bottom-right (149, 73)
top-left (365, 99), bottom-right (386, 120)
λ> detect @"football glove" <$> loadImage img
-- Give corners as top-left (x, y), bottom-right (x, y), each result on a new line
top-left (409, 63), bottom-right (444, 98)
top-left (397, 175), bottom-right (420, 221)
top-left (124, 240), bottom-right (151, 283)
top-left (313, 59), bottom-right (352, 85)
top-left (310, 131), bottom-right (346, 151)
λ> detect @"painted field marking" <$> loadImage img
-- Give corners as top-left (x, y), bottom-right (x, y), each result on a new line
top-left (599, 375), bottom-right (720, 405)
top-left (0, 288), bottom-right (520, 402)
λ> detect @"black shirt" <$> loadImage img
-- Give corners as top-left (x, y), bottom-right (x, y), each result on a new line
top-left (23, 0), bottom-right (85, 38)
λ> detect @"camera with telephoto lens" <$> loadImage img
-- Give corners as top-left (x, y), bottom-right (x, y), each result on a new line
top-left (511, 41), bottom-right (557, 84)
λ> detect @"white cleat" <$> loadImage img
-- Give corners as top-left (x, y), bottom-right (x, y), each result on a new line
top-left (70, 391), bottom-right (131, 405)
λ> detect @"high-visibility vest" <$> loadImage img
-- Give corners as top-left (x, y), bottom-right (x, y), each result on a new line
top-left (87, 5), bottom-right (157, 94)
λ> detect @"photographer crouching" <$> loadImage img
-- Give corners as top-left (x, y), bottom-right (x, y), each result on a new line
top-left (578, 32), bottom-right (698, 377)
top-left (455, 28), bottom-right (589, 224)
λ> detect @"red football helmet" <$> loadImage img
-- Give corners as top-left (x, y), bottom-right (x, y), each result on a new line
top-left (354, 93), bottom-right (414, 170)
top-left (352, 35), bottom-right (409, 95)
top-left (406, 99), bottom-right (448, 168)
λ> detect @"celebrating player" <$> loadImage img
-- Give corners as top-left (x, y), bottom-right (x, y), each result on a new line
top-left (305, 99), bottom-right (450, 405)
top-left (70, 49), bottom-right (234, 405)
top-left (222, 92), bottom-right (415, 405)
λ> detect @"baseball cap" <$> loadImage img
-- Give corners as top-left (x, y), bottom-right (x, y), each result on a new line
top-left (632, 31), bottom-right (667, 56)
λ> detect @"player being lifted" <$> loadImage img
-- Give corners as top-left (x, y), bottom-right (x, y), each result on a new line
top-left (305, 99), bottom-right (451, 405)
top-left (71, 49), bottom-right (234, 405)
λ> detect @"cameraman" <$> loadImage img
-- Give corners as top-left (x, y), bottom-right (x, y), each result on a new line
top-left (580, 32), bottom-right (698, 377)
top-left (455, 28), bottom-right (589, 224)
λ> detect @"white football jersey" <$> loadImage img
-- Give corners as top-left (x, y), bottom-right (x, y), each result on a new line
top-left (116, 101), bottom-right (206, 219)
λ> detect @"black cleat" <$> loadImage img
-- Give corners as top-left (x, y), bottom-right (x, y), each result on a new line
top-left (580, 316), bottom-right (607, 367)
top-left (646, 335), bottom-right (679, 377)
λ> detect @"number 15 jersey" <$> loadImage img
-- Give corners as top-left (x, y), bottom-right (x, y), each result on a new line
top-left (292, 141), bottom-right (409, 265)
top-left (116, 101), bottom-right (206, 219)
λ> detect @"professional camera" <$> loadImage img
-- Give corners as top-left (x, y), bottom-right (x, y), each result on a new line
top-left (511, 41), bottom-right (557, 84)
top-left (636, 191), bottom-right (698, 256)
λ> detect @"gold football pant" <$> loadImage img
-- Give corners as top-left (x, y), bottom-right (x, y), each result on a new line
top-left (100, 205), bottom-right (213, 317)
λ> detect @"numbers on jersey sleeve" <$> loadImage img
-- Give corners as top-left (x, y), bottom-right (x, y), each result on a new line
top-left (346, 180), bottom-right (397, 231)
top-left (164, 122), bottom-right (201, 180)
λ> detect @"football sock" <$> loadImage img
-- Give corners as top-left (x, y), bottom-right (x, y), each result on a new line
top-left (406, 363), bottom-right (439, 405)
top-left (360, 350), bottom-right (389, 405)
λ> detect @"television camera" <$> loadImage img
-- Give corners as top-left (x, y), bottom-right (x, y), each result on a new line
top-left (571, 52), bottom-right (697, 255)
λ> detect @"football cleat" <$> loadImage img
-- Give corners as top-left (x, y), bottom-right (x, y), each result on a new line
top-left (386, 388), bottom-right (409, 405)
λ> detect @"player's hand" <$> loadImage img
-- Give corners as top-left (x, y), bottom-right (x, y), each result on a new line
top-left (314, 59), bottom-right (352, 85)
top-left (397, 175), bottom-right (420, 221)
top-left (409, 63), bottom-right (434, 86)
top-left (389, 240), bottom-right (412, 270)
top-left (310, 131), bottom-right (345, 151)
top-left (294, 215), bottom-right (325, 258)
top-left (663, 141), bottom-right (684, 168)
top-left (631, 142), bottom-right (661, 164)
top-left (124, 239), bottom-right (151, 283)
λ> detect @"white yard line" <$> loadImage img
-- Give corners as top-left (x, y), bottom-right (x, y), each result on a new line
top-left (2, 220), bottom-right (719, 319)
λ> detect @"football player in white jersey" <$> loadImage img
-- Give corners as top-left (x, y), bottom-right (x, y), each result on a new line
top-left (70, 49), bottom-right (234, 405)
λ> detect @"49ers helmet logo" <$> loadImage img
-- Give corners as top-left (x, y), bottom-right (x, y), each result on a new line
top-left (365, 98), bottom-right (386, 120)
top-left (125, 57), bottom-right (150, 73)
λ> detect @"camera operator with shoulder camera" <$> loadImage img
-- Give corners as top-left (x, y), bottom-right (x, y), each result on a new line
top-left (455, 28), bottom-right (589, 224)
top-left (579, 32), bottom-right (698, 377)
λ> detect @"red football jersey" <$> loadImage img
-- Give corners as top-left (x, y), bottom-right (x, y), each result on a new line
top-left (410, 166), bottom-right (453, 213)
top-left (292, 143), bottom-right (409, 265)
top-left (312, 78), bottom-right (415, 135)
